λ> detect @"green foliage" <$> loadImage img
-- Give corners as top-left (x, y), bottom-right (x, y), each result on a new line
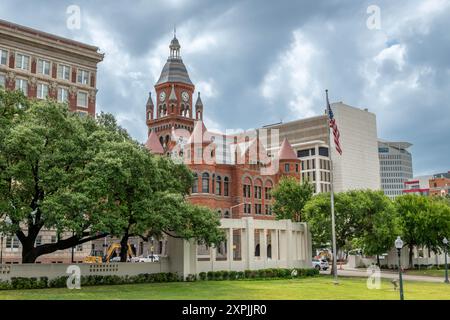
top-left (303, 190), bottom-right (401, 258)
top-left (395, 194), bottom-right (450, 267)
top-left (272, 177), bottom-right (314, 222)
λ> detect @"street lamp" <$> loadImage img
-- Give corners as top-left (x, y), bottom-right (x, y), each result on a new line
top-left (443, 237), bottom-right (449, 284)
top-left (395, 236), bottom-right (405, 300)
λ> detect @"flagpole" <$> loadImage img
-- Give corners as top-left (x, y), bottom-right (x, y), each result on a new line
top-left (326, 89), bottom-right (339, 284)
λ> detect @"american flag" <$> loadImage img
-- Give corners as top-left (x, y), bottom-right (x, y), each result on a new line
top-left (326, 90), bottom-right (342, 155)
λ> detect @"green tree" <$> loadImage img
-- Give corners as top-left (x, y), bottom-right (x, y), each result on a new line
top-left (393, 194), bottom-right (446, 268)
top-left (271, 177), bottom-right (314, 222)
top-left (303, 191), bottom-right (366, 257)
top-left (356, 190), bottom-right (399, 265)
top-left (0, 93), bottom-right (124, 263)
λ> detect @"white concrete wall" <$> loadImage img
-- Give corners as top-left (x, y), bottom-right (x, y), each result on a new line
top-left (331, 103), bottom-right (381, 192)
top-left (196, 218), bottom-right (312, 273)
top-left (0, 259), bottom-right (170, 281)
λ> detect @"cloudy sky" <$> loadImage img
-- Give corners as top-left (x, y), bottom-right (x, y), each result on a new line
top-left (1, 0), bottom-right (449, 176)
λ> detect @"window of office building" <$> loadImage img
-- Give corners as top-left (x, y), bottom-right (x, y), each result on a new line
top-left (15, 78), bottom-right (28, 96)
top-left (37, 83), bottom-right (49, 99)
top-left (15, 53), bottom-right (30, 70)
top-left (58, 87), bottom-right (69, 103)
top-left (77, 69), bottom-right (90, 85)
top-left (57, 64), bottom-right (71, 80)
top-left (77, 91), bottom-right (88, 107)
top-left (6, 236), bottom-right (20, 249)
top-left (37, 59), bottom-right (51, 76)
top-left (318, 147), bottom-right (329, 157)
top-left (0, 74), bottom-right (5, 87)
top-left (297, 149), bottom-right (309, 158)
top-left (0, 49), bottom-right (7, 65)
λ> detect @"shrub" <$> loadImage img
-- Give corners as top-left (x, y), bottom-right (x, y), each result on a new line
top-left (214, 271), bottom-right (223, 281)
top-left (229, 271), bottom-right (237, 280)
top-left (1, 267), bottom-right (319, 290)
top-left (186, 274), bottom-right (197, 282)
top-left (257, 269), bottom-right (266, 279)
top-left (221, 270), bottom-right (229, 280)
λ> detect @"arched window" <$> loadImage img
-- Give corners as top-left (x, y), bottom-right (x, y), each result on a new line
top-left (165, 135), bottom-right (170, 145)
top-left (202, 172), bottom-right (210, 193)
top-left (215, 176), bottom-right (222, 195)
top-left (243, 177), bottom-right (252, 198)
top-left (217, 210), bottom-right (222, 218)
top-left (224, 210), bottom-right (230, 218)
top-left (159, 136), bottom-right (164, 146)
top-left (192, 173), bottom-right (198, 193)
top-left (255, 244), bottom-right (260, 257)
top-left (180, 104), bottom-right (184, 116)
top-left (224, 177), bottom-right (229, 196)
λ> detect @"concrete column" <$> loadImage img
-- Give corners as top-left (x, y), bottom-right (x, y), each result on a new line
top-left (227, 228), bottom-right (233, 269)
top-left (261, 229), bottom-right (267, 268)
top-left (210, 244), bottom-right (216, 271)
top-left (272, 229), bottom-right (279, 264)
top-left (286, 220), bottom-right (293, 268)
top-left (245, 217), bottom-right (255, 270)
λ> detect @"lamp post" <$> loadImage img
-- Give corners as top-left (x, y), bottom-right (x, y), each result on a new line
top-left (395, 236), bottom-right (404, 300)
top-left (443, 237), bottom-right (449, 284)
top-left (0, 234), bottom-right (3, 265)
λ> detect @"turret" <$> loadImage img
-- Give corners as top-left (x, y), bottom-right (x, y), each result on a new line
top-left (195, 92), bottom-right (203, 120)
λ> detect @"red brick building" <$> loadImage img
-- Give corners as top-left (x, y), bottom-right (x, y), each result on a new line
top-left (145, 35), bottom-right (301, 220)
top-left (0, 19), bottom-right (104, 116)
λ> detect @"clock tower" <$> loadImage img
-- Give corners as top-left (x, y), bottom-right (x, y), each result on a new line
top-left (146, 33), bottom-right (202, 152)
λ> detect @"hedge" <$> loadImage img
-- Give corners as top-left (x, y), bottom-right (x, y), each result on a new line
top-left (0, 268), bottom-right (318, 290)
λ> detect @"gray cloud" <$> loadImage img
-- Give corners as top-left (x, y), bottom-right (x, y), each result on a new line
top-left (1, 0), bottom-right (449, 176)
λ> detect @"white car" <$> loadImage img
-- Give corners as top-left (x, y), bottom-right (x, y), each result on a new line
top-left (137, 254), bottom-right (160, 263)
top-left (312, 259), bottom-right (329, 271)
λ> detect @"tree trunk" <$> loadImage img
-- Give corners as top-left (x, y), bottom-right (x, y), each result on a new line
top-left (22, 243), bottom-right (38, 263)
top-left (19, 232), bottom-right (39, 264)
top-left (376, 254), bottom-right (380, 267)
top-left (408, 244), bottom-right (414, 269)
top-left (120, 233), bottom-right (129, 262)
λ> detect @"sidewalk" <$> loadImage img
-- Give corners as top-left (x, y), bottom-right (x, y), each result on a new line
top-left (320, 267), bottom-right (446, 283)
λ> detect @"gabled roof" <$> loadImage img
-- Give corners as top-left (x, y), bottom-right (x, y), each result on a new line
top-left (145, 131), bottom-right (164, 154)
top-left (278, 138), bottom-right (297, 160)
top-left (187, 120), bottom-right (210, 144)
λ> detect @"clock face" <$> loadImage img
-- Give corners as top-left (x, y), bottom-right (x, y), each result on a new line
top-left (159, 91), bottom-right (166, 102)
top-left (181, 91), bottom-right (189, 102)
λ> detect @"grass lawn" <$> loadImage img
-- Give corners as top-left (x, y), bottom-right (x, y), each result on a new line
top-left (1, 276), bottom-right (450, 300)
top-left (404, 269), bottom-right (447, 277)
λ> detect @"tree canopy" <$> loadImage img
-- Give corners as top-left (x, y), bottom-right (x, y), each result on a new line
top-left (271, 177), bottom-right (313, 222)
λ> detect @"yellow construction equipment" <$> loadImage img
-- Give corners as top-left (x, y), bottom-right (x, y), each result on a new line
top-left (83, 243), bottom-right (134, 263)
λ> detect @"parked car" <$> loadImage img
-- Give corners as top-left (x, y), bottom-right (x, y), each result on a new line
top-left (110, 256), bottom-right (131, 262)
top-left (312, 259), bottom-right (329, 271)
top-left (137, 254), bottom-right (160, 263)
